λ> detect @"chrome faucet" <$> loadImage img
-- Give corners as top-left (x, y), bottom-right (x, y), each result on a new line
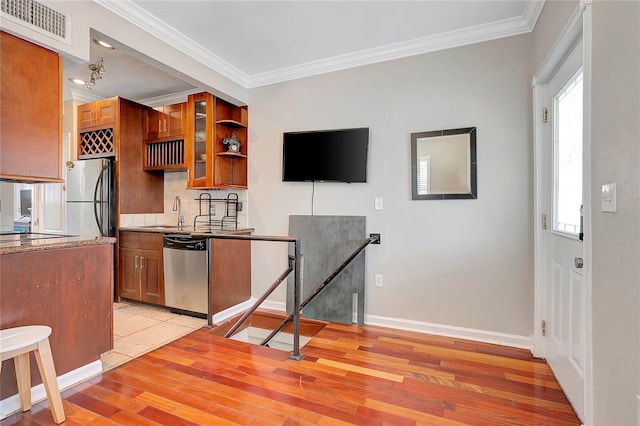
top-left (172, 196), bottom-right (185, 229)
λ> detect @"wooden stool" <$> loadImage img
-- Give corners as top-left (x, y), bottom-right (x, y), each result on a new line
top-left (0, 325), bottom-right (65, 423)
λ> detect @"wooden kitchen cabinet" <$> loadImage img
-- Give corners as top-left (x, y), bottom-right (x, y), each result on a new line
top-left (185, 92), bottom-right (248, 189)
top-left (116, 98), bottom-right (164, 214)
top-left (210, 237), bottom-right (252, 314)
top-left (144, 102), bottom-right (186, 141)
top-left (0, 31), bottom-right (63, 182)
top-left (143, 102), bottom-right (187, 171)
top-left (118, 231), bottom-right (164, 305)
top-left (77, 97), bottom-right (164, 216)
top-left (78, 98), bottom-right (117, 131)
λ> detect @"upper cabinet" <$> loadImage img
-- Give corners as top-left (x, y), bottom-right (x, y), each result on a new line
top-left (76, 97), bottom-right (164, 216)
top-left (0, 31), bottom-right (63, 182)
top-left (142, 102), bottom-right (187, 172)
top-left (78, 98), bottom-right (117, 131)
top-left (144, 102), bottom-right (186, 141)
top-left (77, 98), bottom-right (118, 159)
top-left (186, 92), bottom-right (248, 189)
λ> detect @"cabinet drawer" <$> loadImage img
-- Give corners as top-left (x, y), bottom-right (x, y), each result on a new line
top-left (119, 231), bottom-right (140, 249)
top-left (119, 231), bottom-right (162, 250)
top-left (140, 233), bottom-right (162, 250)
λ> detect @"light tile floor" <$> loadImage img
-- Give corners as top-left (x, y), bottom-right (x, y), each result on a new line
top-left (100, 301), bottom-right (207, 372)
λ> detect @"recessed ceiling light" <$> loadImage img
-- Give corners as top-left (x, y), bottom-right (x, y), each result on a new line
top-left (68, 77), bottom-right (87, 85)
top-left (92, 38), bottom-right (114, 49)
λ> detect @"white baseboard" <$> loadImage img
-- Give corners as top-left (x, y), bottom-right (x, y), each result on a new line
top-left (230, 301), bottom-right (532, 350)
top-left (260, 300), bottom-right (286, 312)
top-left (211, 298), bottom-right (257, 324)
top-left (364, 313), bottom-right (533, 350)
top-left (0, 360), bottom-right (103, 420)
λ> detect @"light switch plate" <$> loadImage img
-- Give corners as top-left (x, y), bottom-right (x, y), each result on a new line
top-left (374, 197), bottom-right (383, 210)
top-left (374, 274), bottom-right (383, 287)
top-left (601, 183), bottom-right (617, 212)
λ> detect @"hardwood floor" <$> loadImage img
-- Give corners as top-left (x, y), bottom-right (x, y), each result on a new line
top-left (2, 321), bottom-right (581, 425)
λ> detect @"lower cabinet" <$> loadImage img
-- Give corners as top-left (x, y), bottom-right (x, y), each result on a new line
top-left (117, 230), bottom-right (252, 314)
top-left (118, 231), bottom-right (164, 305)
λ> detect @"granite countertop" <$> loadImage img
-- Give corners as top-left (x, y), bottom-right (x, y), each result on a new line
top-left (0, 233), bottom-right (116, 255)
top-left (118, 225), bottom-right (255, 235)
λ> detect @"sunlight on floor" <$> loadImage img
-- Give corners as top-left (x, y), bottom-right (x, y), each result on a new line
top-left (100, 301), bottom-right (207, 372)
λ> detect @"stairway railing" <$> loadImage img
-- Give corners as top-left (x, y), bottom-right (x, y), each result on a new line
top-left (258, 234), bottom-right (379, 349)
top-left (208, 232), bottom-right (379, 360)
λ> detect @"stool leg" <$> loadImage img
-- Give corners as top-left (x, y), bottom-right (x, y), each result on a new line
top-left (13, 353), bottom-right (32, 411)
top-left (33, 338), bottom-right (65, 424)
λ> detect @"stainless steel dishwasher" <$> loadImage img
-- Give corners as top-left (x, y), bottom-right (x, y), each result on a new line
top-left (163, 234), bottom-right (208, 317)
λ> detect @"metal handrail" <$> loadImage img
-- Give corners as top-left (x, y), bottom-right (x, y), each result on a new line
top-left (259, 234), bottom-right (379, 348)
top-left (223, 257), bottom-right (294, 338)
top-left (203, 232), bottom-right (378, 360)
top-left (198, 233), bottom-right (303, 359)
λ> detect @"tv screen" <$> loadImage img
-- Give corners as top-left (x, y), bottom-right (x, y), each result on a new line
top-left (282, 127), bottom-right (369, 182)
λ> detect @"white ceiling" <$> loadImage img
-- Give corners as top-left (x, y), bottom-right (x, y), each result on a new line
top-left (65, 0), bottom-right (544, 103)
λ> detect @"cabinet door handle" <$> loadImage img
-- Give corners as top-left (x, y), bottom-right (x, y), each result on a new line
top-left (140, 256), bottom-right (145, 269)
top-left (159, 120), bottom-right (162, 134)
top-left (135, 255), bottom-right (139, 269)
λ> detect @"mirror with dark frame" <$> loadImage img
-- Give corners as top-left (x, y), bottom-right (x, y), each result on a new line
top-left (411, 127), bottom-right (477, 200)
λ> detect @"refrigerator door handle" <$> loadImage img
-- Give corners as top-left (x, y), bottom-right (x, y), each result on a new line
top-left (93, 164), bottom-right (108, 237)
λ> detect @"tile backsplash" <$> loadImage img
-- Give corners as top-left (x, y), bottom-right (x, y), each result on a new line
top-left (120, 171), bottom-right (248, 229)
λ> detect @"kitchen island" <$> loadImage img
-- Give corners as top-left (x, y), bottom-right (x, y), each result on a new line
top-left (0, 235), bottom-right (115, 409)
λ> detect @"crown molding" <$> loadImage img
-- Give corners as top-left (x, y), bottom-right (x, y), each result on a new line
top-left (94, 0), bottom-right (250, 88)
top-left (94, 0), bottom-right (544, 90)
top-left (249, 1), bottom-right (545, 88)
top-left (137, 89), bottom-right (201, 107)
top-left (68, 88), bottom-right (103, 103)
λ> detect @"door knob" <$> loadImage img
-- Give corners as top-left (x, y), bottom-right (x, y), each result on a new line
top-left (575, 257), bottom-right (584, 268)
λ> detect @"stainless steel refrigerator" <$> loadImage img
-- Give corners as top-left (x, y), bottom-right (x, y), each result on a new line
top-left (65, 158), bottom-right (115, 237)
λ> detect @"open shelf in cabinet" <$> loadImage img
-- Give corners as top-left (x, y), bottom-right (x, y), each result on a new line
top-left (186, 92), bottom-right (248, 189)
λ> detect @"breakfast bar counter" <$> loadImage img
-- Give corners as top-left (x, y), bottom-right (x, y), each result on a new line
top-left (0, 236), bottom-right (114, 403)
top-left (0, 233), bottom-right (116, 255)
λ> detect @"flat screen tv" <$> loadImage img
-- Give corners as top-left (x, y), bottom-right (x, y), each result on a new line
top-left (282, 127), bottom-right (369, 183)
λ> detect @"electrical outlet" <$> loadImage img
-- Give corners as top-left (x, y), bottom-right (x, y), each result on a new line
top-left (374, 274), bottom-right (383, 287)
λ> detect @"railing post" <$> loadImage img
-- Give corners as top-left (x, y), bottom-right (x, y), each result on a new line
top-left (205, 238), bottom-right (214, 328)
top-left (288, 237), bottom-right (303, 360)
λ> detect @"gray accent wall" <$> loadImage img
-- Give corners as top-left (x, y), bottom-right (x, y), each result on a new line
top-left (287, 215), bottom-right (366, 325)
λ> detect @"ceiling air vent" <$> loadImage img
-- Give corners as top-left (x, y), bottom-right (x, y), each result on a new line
top-left (1, 0), bottom-right (69, 42)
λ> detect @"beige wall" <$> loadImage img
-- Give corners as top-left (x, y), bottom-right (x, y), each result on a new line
top-left (248, 33), bottom-right (534, 337)
top-left (590, 1), bottom-right (640, 424)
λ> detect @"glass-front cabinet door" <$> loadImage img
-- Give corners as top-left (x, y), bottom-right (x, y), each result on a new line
top-left (186, 92), bottom-right (248, 189)
top-left (187, 92), bottom-right (213, 187)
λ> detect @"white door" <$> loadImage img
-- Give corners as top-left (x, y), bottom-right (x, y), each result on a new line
top-left (544, 39), bottom-right (585, 421)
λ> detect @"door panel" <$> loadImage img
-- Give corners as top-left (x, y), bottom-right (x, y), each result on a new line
top-left (544, 39), bottom-right (585, 421)
top-left (140, 249), bottom-right (163, 305)
top-left (119, 248), bottom-right (140, 300)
